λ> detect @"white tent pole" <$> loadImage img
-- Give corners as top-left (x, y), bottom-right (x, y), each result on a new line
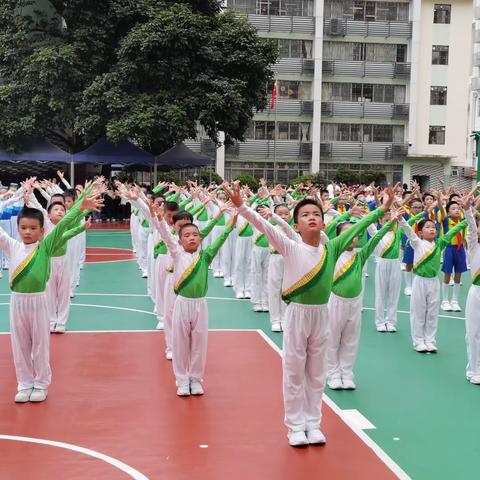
top-left (70, 156), bottom-right (75, 185)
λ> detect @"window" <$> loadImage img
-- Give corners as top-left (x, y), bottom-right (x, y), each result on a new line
top-left (277, 39), bottom-right (313, 58)
top-left (432, 45), bottom-right (449, 65)
top-left (321, 123), bottom-right (401, 142)
top-left (430, 86), bottom-right (447, 105)
top-left (255, 0), bottom-right (313, 16)
top-left (372, 124), bottom-right (393, 142)
top-left (429, 126), bottom-right (445, 144)
top-left (433, 4), bottom-right (450, 23)
top-left (347, 1), bottom-right (409, 22)
top-left (396, 44), bottom-right (407, 63)
top-left (249, 121), bottom-right (311, 141)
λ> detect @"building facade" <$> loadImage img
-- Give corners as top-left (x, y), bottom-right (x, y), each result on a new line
top-left (186, 0), bottom-right (476, 188)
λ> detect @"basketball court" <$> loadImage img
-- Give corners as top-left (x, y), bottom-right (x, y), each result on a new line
top-left (0, 226), bottom-right (478, 479)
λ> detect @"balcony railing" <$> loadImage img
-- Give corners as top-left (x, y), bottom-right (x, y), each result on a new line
top-left (226, 140), bottom-right (312, 158)
top-left (273, 58), bottom-right (315, 76)
top-left (323, 18), bottom-right (412, 38)
top-left (256, 99), bottom-right (314, 116)
top-left (322, 60), bottom-right (411, 79)
top-left (320, 142), bottom-right (408, 160)
top-left (321, 101), bottom-right (409, 120)
top-left (474, 53), bottom-right (480, 67)
top-left (247, 14), bottom-right (314, 33)
top-left (472, 77), bottom-right (480, 92)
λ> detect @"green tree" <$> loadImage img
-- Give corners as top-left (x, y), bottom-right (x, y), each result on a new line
top-left (200, 169), bottom-right (223, 185)
top-left (0, 0), bottom-right (276, 153)
top-left (234, 174), bottom-right (259, 191)
top-left (332, 167), bottom-right (361, 185)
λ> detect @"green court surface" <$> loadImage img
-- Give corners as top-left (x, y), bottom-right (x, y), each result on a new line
top-left (0, 228), bottom-right (478, 480)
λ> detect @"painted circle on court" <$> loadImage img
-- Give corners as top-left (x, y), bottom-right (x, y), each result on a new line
top-left (86, 247), bottom-right (135, 263)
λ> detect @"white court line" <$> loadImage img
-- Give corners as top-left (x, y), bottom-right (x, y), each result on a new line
top-left (255, 330), bottom-right (411, 480)
top-left (0, 435), bottom-right (148, 479)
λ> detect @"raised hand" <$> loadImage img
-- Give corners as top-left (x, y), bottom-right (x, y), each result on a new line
top-left (80, 191), bottom-right (104, 212)
top-left (222, 181), bottom-right (243, 208)
top-left (381, 185), bottom-right (395, 211)
top-left (258, 205), bottom-right (272, 219)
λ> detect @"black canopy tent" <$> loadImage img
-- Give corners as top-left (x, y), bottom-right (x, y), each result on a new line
top-left (155, 142), bottom-right (213, 167)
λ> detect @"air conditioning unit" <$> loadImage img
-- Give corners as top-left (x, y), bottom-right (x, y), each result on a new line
top-left (320, 143), bottom-right (332, 156)
top-left (300, 143), bottom-right (312, 155)
top-left (328, 18), bottom-right (345, 36)
top-left (392, 144), bottom-right (408, 158)
top-left (321, 102), bottom-right (333, 116)
top-left (394, 63), bottom-right (411, 78)
top-left (451, 167), bottom-right (459, 177)
top-left (322, 60), bottom-right (334, 76)
top-left (393, 104), bottom-right (409, 119)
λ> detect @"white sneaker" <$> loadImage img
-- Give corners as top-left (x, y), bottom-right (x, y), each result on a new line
top-left (190, 380), bottom-right (204, 395)
top-left (54, 324), bottom-right (66, 334)
top-left (450, 300), bottom-right (461, 312)
top-left (50, 323), bottom-right (56, 333)
top-left (441, 300), bottom-right (452, 311)
top-left (271, 322), bottom-right (282, 332)
top-left (235, 292), bottom-right (244, 299)
top-left (141, 271), bottom-right (148, 278)
top-left (425, 343), bottom-right (437, 353)
top-left (262, 304), bottom-right (269, 312)
top-left (213, 271), bottom-right (222, 278)
top-left (401, 263), bottom-right (406, 271)
top-left (386, 323), bottom-right (397, 333)
top-left (156, 320), bottom-right (164, 330)
top-left (288, 430), bottom-right (308, 447)
top-left (253, 304), bottom-right (263, 312)
top-left (0, 270), bottom-right (3, 278)
top-left (404, 287), bottom-right (412, 296)
top-left (177, 385), bottom-right (190, 396)
top-left (165, 349), bottom-right (173, 360)
top-left (29, 388), bottom-right (48, 402)
top-left (70, 291), bottom-right (75, 299)
top-left (328, 378), bottom-right (343, 390)
top-left (449, 278), bottom-right (455, 286)
top-left (306, 429), bottom-right (326, 445)
top-left (469, 375), bottom-right (480, 384)
top-left (244, 291), bottom-right (251, 299)
top-left (414, 343), bottom-right (428, 353)
top-left (376, 324), bottom-right (387, 332)
top-left (342, 379), bottom-right (356, 390)
top-left (223, 280), bottom-right (233, 287)
top-left (15, 388), bottom-right (33, 403)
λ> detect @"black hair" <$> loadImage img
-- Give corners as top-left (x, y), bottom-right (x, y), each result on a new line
top-left (423, 192), bottom-right (434, 201)
top-left (293, 198), bottom-right (324, 224)
top-left (152, 192), bottom-right (164, 200)
top-left (336, 222), bottom-right (354, 237)
top-left (409, 198), bottom-right (423, 208)
top-left (417, 218), bottom-right (436, 231)
top-left (274, 203), bottom-right (289, 213)
top-left (163, 201), bottom-right (180, 212)
top-left (47, 201), bottom-right (66, 214)
top-left (17, 207), bottom-right (44, 228)
top-left (173, 211), bottom-right (194, 224)
top-left (446, 201), bottom-right (459, 213)
top-left (449, 193), bottom-right (460, 201)
top-left (64, 189), bottom-right (76, 200)
top-left (178, 223), bottom-right (200, 238)
top-left (51, 193), bottom-right (65, 202)
top-left (320, 189), bottom-right (329, 196)
top-left (354, 192), bottom-right (365, 199)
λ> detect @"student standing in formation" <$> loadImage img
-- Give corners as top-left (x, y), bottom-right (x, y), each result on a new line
top-left (0, 182), bottom-right (103, 403)
top-left (153, 202), bottom-right (238, 396)
top-left (224, 181), bottom-right (394, 447)
top-left (399, 207), bottom-right (467, 353)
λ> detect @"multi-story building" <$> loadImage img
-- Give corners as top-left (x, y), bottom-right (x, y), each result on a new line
top-left (187, 0), bottom-right (476, 189)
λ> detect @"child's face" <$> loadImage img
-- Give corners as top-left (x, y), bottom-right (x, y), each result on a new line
top-left (217, 193), bottom-right (227, 203)
top-left (154, 197), bottom-right (164, 206)
top-left (18, 218), bottom-right (44, 244)
top-left (321, 192), bottom-right (329, 202)
top-left (410, 201), bottom-right (423, 214)
top-left (179, 225), bottom-right (202, 253)
top-left (275, 206), bottom-right (290, 223)
top-left (420, 221), bottom-right (437, 242)
top-left (64, 196), bottom-right (75, 209)
top-left (165, 209), bottom-right (178, 226)
top-left (448, 204), bottom-right (461, 220)
top-left (424, 195), bottom-right (434, 207)
top-left (295, 204), bottom-right (324, 235)
top-left (48, 205), bottom-right (66, 224)
top-left (356, 194), bottom-right (365, 202)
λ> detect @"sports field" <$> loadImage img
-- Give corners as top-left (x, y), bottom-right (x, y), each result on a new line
top-left (0, 226), bottom-right (477, 479)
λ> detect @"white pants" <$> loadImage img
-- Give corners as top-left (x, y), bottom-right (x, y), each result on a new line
top-left (233, 236), bottom-right (252, 295)
top-left (251, 246), bottom-right (269, 306)
top-left (375, 258), bottom-right (402, 327)
top-left (137, 227), bottom-right (149, 274)
top-left (46, 256), bottom-right (71, 327)
top-left (154, 256), bottom-right (169, 319)
top-left (328, 293), bottom-right (362, 382)
top-left (147, 233), bottom-right (155, 298)
top-left (211, 226), bottom-right (234, 282)
top-left (172, 296), bottom-right (208, 387)
top-left (78, 231), bottom-right (86, 268)
top-left (130, 214), bottom-right (139, 252)
top-left (466, 285), bottom-right (480, 379)
top-left (10, 292), bottom-right (51, 391)
top-left (283, 303), bottom-right (329, 432)
top-left (67, 236), bottom-right (81, 291)
top-left (163, 273), bottom-right (176, 353)
top-left (410, 276), bottom-right (440, 347)
top-left (268, 254), bottom-right (286, 324)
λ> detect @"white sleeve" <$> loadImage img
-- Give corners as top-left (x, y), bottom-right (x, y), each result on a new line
top-left (36, 187), bottom-right (51, 203)
top-left (156, 218), bottom-right (180, 258)
top-left (60, 177), bottom-right (72, 190)
top-left (271, 213), bottom-right (301, 243)
top-left (0, 226), bottom-right (15, 256)
top-left (367, 224), bottom-right (378, 237)
top-left (238, 204), bottom-right (293, 256)
top-left (465, 209), bottom-right (479, 257)
top-left (398, 217), bottom-right (421, 248)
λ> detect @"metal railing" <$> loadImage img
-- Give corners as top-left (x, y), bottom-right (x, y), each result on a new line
top-left (321, 101), bottom-right (409, 120)
top-left (273, 58), bottom-right (314, 76)
top-left (320, 142), bottom-right (408, 160)
top-left (322, 60), bottom-right (411, 79)
top-left (256, 99), bottom-right (314, 116)
top-left (247, 14), bottom-right (315, 33)
top-left (226, 139), bottom-right (312, 158)
top-left (323, 18), bottom-right (412, 38)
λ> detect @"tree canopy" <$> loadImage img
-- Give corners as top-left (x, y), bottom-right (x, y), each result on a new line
top-left (0, 0), bottom-right (277, 153)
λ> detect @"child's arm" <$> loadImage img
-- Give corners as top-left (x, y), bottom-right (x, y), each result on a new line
top-left (257, 205), bottom-right (300, 242)
top-left (359, 221), bottom-right (393, 265)
top-left (464, 209), bottom-right (479, 256)
top-left (398, 216), bottom-right (422, 248)
top-left (0, 226), bottom-right (15, 256)
top-left (204, 214), bottom-right (237, 265)
top-left (57, 171), bottom-right (72, 190)
top-left (439, 219), bottom-right (468, 249)
top-left (155, 217), bottom-right (180, 258)
top-left (324, 211), bottom-right (350, 239)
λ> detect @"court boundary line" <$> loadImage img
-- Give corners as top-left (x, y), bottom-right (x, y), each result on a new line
top-left (255, 329), bottom-right (411, 480)
top-left (0, 435), bottom-right (149, 479)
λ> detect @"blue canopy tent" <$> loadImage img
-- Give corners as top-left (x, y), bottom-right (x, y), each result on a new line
top-left (73, 139), bottom-right (155, 165)
top-left (155, 142), bottom-right (213, 167)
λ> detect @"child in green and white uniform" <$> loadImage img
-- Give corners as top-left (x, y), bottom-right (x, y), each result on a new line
top-left (0, 192), bottom-right (101, 403)
top-left (399, 213), bottom-right (467, 353)
top-left (155, 209), bottom-right (237, 396)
